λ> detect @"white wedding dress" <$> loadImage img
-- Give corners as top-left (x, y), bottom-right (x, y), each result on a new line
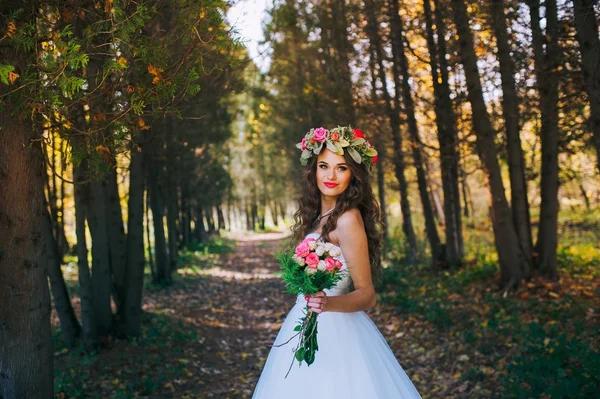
top-left (252, 233), bottom-right (422, 398)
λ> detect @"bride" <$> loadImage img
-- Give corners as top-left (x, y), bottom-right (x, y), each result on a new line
top-left (252, 126), bottom-right (422, 398)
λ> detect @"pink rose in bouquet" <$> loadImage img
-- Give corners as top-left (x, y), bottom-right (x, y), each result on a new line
top-left (305, 252), bottom-right (320, 269)
top-left (324, 256), bottom-right (343, 272)
top-left (276, 236), bottom-right (347, 377)
top-left (295, 241), bottom-right (311, 258)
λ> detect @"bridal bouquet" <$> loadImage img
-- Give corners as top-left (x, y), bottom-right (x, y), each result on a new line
top-left (275, 236), bottom-right (345, 377)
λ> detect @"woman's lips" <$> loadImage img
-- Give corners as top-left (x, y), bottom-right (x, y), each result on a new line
top-left (324, 182), bottom-right (338, 188)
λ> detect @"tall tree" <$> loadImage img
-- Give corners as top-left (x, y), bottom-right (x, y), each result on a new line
top-left (423, 0), bottom-right (464, 266)
top-left (527, 0), bottom-right (560, 280)
top-left (487, 0), bottom-right (533, 272)
top-left (388, 0), bottom-right (442, 263)
top-left (0, 3), bottom-right (53, 396)
top-left (572, 0), bottom-right (600, 172)
top-left (364, 0), bottom-right (418, 258)
top-left (119, 137), bottom-right (146, 336)
top-left (450, 0), bottom-right (527, 289)
top-left (44, 206), bottom-right (81, 348)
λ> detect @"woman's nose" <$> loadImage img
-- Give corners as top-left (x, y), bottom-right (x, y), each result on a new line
top-left (328, 169), bottom-right (337, 180)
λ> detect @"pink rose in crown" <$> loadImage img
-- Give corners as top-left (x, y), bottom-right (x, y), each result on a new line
top-left (372, 155), bottom-right (378, 164)
top-left (313, 127), bottom-right (328, 142)
top-left (301, 137), bottom-right (308, 150)
top-left (352, 129), bottom-right (365, 139)
top-left (305, 253), bottom-right (320, 269)
top-left (324, 256), bottom-right (343, 272)
top-left (331, 132), bottom-right (339, 141)
top-left (295, 241), bottom-right (311, 258)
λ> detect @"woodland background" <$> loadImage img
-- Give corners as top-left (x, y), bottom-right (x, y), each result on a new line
top-left (0, 0), bottom-right (599, 397)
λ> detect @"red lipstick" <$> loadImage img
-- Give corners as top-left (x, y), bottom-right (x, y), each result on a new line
top-left (324, 182), bottom-right (338, 188)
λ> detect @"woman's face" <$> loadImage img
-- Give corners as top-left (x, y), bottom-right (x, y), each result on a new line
top-left (315, 149), bottom-right (352, 199)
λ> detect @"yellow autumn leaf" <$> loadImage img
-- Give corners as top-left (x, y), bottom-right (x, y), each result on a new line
top-left (147, 64), bottom-right (163, 76)
top-left (6, 21), bottom-right (16, 38)
top-left (117, 57), bottom-right (127, 68)
top-left (152, 76), bottom-right (160, 86)
top-left (8, 71), bottom-right (19, 84)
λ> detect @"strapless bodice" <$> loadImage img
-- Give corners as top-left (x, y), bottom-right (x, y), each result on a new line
top-left (295, 232), bottom-right (352, 304)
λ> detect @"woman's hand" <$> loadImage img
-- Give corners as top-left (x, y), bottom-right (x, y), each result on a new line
top-left (305, 291), bottom-right (327, 314)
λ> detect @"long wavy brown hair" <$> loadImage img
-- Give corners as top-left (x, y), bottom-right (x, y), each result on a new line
top-left (290, 150), bottom-right (385, 282)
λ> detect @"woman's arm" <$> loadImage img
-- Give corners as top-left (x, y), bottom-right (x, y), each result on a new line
top-left (306, 208), bottom-right (377, 313)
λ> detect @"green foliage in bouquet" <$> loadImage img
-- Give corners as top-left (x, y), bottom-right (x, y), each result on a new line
top-left (274, 250), bottom-right (347, 377)
top-left (276, 250), bottom-right (345, 296)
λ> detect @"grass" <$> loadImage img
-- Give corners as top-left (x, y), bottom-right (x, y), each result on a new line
top-left (378, 210), bottom-right (600, 398)
top-left (52, 235), bottom-right (235, 399)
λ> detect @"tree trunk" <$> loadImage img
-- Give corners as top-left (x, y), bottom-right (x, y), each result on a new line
top-left (145, 187), bottom-right (156, 282)
top-left (182, 186), bottom-right (192, 247)
top-left (148, 160), bottom-right (169, 283)
top-left (0, 113), bottom-right (53, 398)
top-left (527, 0), bottom-right (560, 280)
top-left (424, 0), bottom-right (464, 266)
top-left (488, 0), bottom-right (533, 274)
top-left (106, 165), bottom-right (127, 312)
top-left (58, 142), bottom-right (69, 256)
top-left (369, 60), bottom-right (389, 242)
top-left (166, 174), bottom-right (178, 269)
top-left (460, 165), bottom-right (472, 218)
top-left (87, 177), bottom-right (114, 335)
top-left (364, 0), bottom-right (417, 257)
top-left (572, 0), bottom-right (600, 172)
top-left (73, 155), bottom-right (98, 350)
top-left (389, 0), bottom-right (442, 262)
top-left (330, 0), bottom-right (356, 125)
top-left (120, 142), bottom-right (146, 337)
top-left (44, 205), bottom-right (81, 348)
top-left (218, 205), bottom-right (227, 231)
top-left (451, 0), bottom-right (526, 289)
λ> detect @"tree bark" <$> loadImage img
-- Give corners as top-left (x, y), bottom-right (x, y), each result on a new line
top-left (148, 158), bottom-right (169, 283)
top-left (364, 0), bottom-right (418, 257)
top-left (145, 187), bottom-right (155, 281)
top-left (73, 154), bottom-right (98, 350)
top-left (87, 177), bottom-right (114, 335)
top-left (368, 55), bottom-right (389, 242)
top-left (329, 0), bottom-right (356, 125)
top-left (451, 0), bottom-right (526, 288)
top-left (572, 0), bottom-right (600, 172)
top-left (106, 164), bottom-right (127, 312)
top-left (120, 141), bottom-right (146, 337)
top-left (44, 205), bottom-right (81, 348)
top-left (527, 0), bottom-right (560, 280)
top-left (488, 0), bottom-right (533, 273)
top-left (424, 0), bottom-right (464, 265)
top-left (0, 110), bottom-right (53, 398)
top-left (389, 0), bottom-right (442, 262)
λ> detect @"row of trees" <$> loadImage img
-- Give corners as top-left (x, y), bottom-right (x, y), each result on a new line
top-left (1, 0), bottom-right (248, 396)
top-left (259, 0), bottom-right (599, 288)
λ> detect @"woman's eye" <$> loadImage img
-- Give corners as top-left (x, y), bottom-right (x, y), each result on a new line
top-left (319, 164), bottom-right (328, 169)
top-left (338, 167), bottom-right (347, 171)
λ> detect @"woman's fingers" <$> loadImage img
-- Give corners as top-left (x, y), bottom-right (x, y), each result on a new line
top-left (307, 292), bottom-right (327, 313)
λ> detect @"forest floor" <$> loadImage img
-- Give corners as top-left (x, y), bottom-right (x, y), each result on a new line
top-left (53, 225), bottom-right (600, 399)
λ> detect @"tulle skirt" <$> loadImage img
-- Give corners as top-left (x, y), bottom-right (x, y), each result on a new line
top-left (252, 297), bottom-right (422, 398)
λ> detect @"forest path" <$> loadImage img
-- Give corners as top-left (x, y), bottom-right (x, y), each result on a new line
top-left (142, 232), bottom-right (437, 398)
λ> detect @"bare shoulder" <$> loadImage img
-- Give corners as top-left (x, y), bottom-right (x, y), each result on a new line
top-left (332, 208), bottom-right (365, 244)
top-left (336, 208), bottom-right (364, 229)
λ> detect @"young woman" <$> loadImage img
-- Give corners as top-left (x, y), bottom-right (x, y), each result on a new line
top-left (252, 126), bottom-right (422, 398)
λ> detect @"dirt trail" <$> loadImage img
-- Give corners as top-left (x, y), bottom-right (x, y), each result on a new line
top-left (145, 232), bottom-right (428, 398)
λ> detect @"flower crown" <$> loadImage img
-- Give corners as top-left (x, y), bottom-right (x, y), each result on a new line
top-left (295, 126), bottom-right (379, 172)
